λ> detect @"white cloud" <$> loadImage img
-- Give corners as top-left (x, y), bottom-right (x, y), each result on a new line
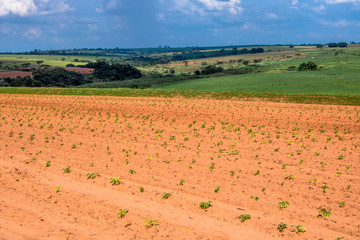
top-left (162, 0), bottom-right (243, 17)
top-left (324, 0), bottom-right (360, 4)
top-left (0, 0), bottom-right (37, 16)
top-left (23, 27), bottom-right (42, 39)
top-left (0, 0), bottom-right (73, 17)
top-left (321, 19), bottom-right (350, 26)
top-left (266, 13), bottom-right (279, 19)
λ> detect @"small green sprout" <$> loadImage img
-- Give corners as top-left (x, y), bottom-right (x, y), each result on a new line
top-left (278, 201), bottom-right (290, 210)
top-left (145, 219), bottom-right (159, 228)
top-left (238, 214), bottom-right (251, 222)
top-left (199, 201), bottom-right (212, 209)
top-left (162, 192), bottom-right (172, 199)
top-left (277, 223), bottom-right (287, 232)
top-left (109, 177), bottom-right (121, 185)
top-left (118, 209), bottom-right (128, 219)
top-left (318, 209), bottom-right (332, 217)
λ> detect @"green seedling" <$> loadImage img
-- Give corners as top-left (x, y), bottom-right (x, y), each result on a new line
top-left (338, 201), bottom-right (346, 207)
top-left (45, 161), bottom-right (51, 167)
top-left (118, 209), bottom-right (128, 219)
top-left (129, 169), bottom-right (136, 174)
top-left (199, 201), bottom-right (212, 209)
top-left (254, 170), bottom-right (260, 176)
top-left (214, 187), bottom-right (220, 193)
top-left (321, 185), bottom-right (329, 193)
top-left (162, 192), bottom-right (172, 199)
top-left (295, 225), bottom-right (306, 233)
top-left (285, 175), bottom-right (295, 180)
top-left (179, 179), bottom-right (185, 185)
top-left (277, 223), bottom-right (287, 232)
top-left (145, 219), bottom-right (159, 228)
top-left (109, 177), bottom-right (121, 185)
top-left (139, 187), bottom-right (144, 192)
top-left (318, 209), bottom-right (332, 217)
top-left (62, 166), bottom-right (71, 173)
top-left (278, 201), bottom-right (290, 210)
top-left (86, 172), bottom-right (98, 179)
top-left (238, 214), bottom-right (251, 222)
top-left (55, 186), bottom-right (62, 192)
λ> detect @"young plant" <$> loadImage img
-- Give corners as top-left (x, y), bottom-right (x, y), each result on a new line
top-left (318, 209), bottom-right (332, 218)
top-left (179, 179), bottom-right (185, 185)
top-left (277, 223), bottom-right (287, 232)
top-left (109, 177), bottom-right (121, 185)
top-left (118, 209), bottom-right (128, 219)
top-left (62, 166), bottom-right (71, 173)
top-left (86, 172), bottom-right (98, 179)
top-left (199, 201), bottom-right (212, 209)
top-left (321, 185), bottom-right (329, 193)
top-left (129, 169), bottom-right (136, 174)
top-left (295, 225), bottom-right (306, 233)
top-left (162, 192), bottom-right (172, 199)
top-left (214, 186), bottom-right (220, 193)
top-left (145, 219), bottom-right (159, 228)
top-left (55, 186), bottom-right (62, 192)
top-left (45, 161), bottom-right (51, 167)
top-left (238, 214), bottom-right (251, 222)
top-left (338, 201), bottom-right (346, 207)
top-left (278, 201), bottom-right (290, 210)
top-left (139, 187), bottom-right (144, 192)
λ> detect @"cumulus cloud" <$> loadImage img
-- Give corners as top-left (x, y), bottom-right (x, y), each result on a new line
top-left (321, 19), bottom-right (350, 26)
top-left (162, 0), bottom-right (243, 16)
top-left (0, 0), bottom-right (73, 17)
top-left (324, 0), bottom-right (360, 4)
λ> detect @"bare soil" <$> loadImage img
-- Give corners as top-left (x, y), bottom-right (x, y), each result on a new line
top-left (0, 71), bottom-right (33, 79)
top-left (0, 94), bottom-right (359, 240)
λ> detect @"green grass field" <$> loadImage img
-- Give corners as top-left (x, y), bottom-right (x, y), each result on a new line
top-left (154, 47), bottom-right (360, 96)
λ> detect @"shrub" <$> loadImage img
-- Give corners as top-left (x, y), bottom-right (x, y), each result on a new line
top-left (298, 61), bottom-right (318, 71)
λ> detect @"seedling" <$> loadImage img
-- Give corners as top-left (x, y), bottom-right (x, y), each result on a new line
top-left (109, 177), bottom-right (121, 185)
top-left (339, 201), bottom-right (346, 207)
top-left (285, 175), bottom-right (295, 180)
top-left (250, 196), bottom-right (259, 201)
top-left (321, 185), bottom-right (329, 193)
top-left (86, 172), bottom-right (98, 179)
top-left (162, 192), bottom-right (172, 199)
top-left (295, 225), bottom-right (306, 233)
top-left (45, 161), bottom-right (51, 167)
top-left (214, 186), bottom-right (220, 193)
top-left (129, 169), bottom-right (136, 174)
top-left (179, 179), bottom-right (185, 185)
top-left (55, 186), bottom-right (62, 192)
top-left (62, 166), bottom-right (71, 173)
top-left (139, 187), bottom-right (144, 192)
top-left (145, 219), bottom-right (159, 228)
top-left (118, 209), bottom-right (128, 219)
top-left (277, 223), bottom-right (287, 232)
top-left (199, 201), bottom-right (212, 209)
top-left (238, 214), bottom-right (251, 222)
top-left (318, 209), bottom-right (332, 217)
top-left (278, 201), bottom-right (289, 210)
top-left (254, 170), bottom-right (260, 176)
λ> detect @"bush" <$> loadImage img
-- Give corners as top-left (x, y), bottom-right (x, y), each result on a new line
top-left (298, 61), bottom-right (318, 71)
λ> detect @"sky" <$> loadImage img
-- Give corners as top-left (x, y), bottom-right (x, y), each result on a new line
top-left (0, 0), bottom-right (359, 52)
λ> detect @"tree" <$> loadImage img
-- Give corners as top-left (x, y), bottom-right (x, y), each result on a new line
top-left (298, 61), bottom-right (318, 71)
top-left (338, 42), bottom-right (348, 48)
top-left (328, 43), bottom-right (338, 48)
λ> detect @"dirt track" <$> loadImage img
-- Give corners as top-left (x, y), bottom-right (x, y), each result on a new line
top-left (0, 94), bottom-right (359, 239)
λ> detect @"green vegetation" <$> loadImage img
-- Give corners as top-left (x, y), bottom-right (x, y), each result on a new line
top-left (238, 214), bottom-right (251, 222)
top-left (199, 201), bottom-right (212, 209)
top-left (1, 45), bottom-right (360, 106)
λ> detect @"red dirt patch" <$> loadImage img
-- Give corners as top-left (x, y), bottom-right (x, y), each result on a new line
top-left (63, 67), bottom-right (94, 74)
top-left (0, 94), bottom-right (359, 239)
top-left (0, 71), bottom-right (33, 78)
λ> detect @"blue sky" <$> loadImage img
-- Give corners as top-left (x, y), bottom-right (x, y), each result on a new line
top-left (0, 0), bottom-right (359, 52)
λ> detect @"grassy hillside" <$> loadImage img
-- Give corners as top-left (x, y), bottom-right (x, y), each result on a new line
top-left (153, 47), bottom-right (360, 95)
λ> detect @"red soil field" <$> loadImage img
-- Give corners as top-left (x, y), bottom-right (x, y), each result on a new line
top-left (0, 94), bottom-right (359, 239)
top-left (63, 67), bottom-right (94, 74)
top-left (0, 71), bottom-right (33, 79)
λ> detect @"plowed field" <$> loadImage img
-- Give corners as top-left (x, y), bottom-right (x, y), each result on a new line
top-left (0, 94), bottom-right (359, 240)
